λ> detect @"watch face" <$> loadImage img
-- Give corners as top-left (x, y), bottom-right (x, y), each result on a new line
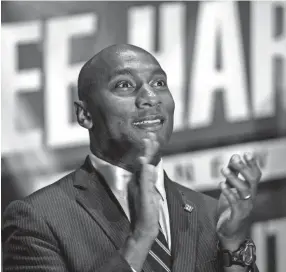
top-left (243, 251), bottom-right (253, 265)
top-left (242, 244), bottom-right (256, 265)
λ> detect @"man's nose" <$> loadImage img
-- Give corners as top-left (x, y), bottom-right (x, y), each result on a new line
top-left (135, 84), bottom-right (161, 109)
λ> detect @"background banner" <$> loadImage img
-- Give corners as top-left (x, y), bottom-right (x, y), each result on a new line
top-left (1, 1), bottom-right (286, 271)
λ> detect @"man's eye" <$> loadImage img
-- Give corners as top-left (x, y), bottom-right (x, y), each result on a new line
top-left (153, 80), bottom-right (166, 87)
top-left (115, 81), bottom-right (133, 89)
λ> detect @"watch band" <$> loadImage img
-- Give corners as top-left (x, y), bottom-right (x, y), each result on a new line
top-left (218, 239), bottom-right (256, 269)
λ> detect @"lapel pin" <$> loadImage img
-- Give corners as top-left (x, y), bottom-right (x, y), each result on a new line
top-left (184, 204), bottom-right (193, 213)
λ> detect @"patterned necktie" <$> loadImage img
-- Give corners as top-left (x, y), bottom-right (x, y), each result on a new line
top-left (147, 225), bottom-right (172, 272)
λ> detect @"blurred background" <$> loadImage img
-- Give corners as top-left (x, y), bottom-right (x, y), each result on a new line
top-left (1, 1), bottom-right (286, 271)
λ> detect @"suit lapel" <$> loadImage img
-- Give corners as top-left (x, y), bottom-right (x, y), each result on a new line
top-left (165, 173), bottom-right (198, 272)
top-left (74, 157), bottom-right (131, 249)
top-left (74, 157), bottom-right (153, 272)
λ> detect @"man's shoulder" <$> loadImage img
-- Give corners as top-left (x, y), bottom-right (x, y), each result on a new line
top-left (2, 168), bottom-right (86, 244)
top-left (5, 168), bottom-right (80, 216)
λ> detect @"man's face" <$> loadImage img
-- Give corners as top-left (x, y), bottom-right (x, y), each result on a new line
top-left (86, 48), bottom-right (175, 151)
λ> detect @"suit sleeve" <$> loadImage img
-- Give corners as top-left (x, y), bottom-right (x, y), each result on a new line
top-left (2, 200), bottom-right (134, 272)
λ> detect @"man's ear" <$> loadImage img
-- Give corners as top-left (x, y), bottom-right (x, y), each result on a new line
top-left (74, 101), bottom-right (93, 129)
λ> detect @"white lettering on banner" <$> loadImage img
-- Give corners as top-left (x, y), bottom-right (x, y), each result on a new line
top-left (163, 138), bottom-right (286, 190)
top-left (251, 1), bottom-right (286, 118)
top-left (1, 21), bottom-right (42, 154)
top-left (45, 13), bottom-right (96, 148)
top-left (1, 4), bottom-right (285, 155)
top-left (189, 1), bottom-right (250, 128)
top-left (252, 218), bottom-right (286, 272)
top-left (128, 3), bottom-right (186, 131)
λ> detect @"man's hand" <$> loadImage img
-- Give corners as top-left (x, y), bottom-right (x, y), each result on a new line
top-left (121, 132), bottom-right (161, 272)
top-left (216, 153), bottom-right (262, 251)
top-left (132, 132), bottom-right (161, 238)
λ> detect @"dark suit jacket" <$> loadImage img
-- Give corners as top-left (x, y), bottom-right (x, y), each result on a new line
top-left (2, 157), bottom-right (230, 272)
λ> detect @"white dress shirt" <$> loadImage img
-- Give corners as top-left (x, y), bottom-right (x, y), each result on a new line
top-left (89, 153), bottom-right (171, 249)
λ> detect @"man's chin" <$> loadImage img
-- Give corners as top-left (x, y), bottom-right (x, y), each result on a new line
top-left (135, 132), bottom-right (168, 149)
top-left (125, 125), bottom-right (171, 149)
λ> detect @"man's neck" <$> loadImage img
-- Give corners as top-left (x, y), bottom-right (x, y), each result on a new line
top-left (90, 143), bottom-right (161, 173)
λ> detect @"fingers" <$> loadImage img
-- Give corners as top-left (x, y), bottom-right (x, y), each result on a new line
top-left (225, 161), bottom-right (239, 188)
top-left (227, 153), bottom-right (261, 192)
top-left (138, 132), bottom-right (160, 199)
top-left (221, 167), bottom-right (251, 200)
top-left (138, 132), bottom-right (159, 165)
top-left (243, 153), bottom-right (262, 179)
top-left (219, 182), bottom-right (238, 218)
top-left (138, 132), bottom-right (159, 191)
top-left (140, 164), bottom-right (157, 191)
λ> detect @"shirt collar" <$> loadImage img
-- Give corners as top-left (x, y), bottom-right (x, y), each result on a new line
top-left (89, 152), bottom-right (166, 201)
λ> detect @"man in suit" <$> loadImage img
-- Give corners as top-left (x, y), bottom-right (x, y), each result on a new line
top-left (3, 44), bottom-right (261, 272)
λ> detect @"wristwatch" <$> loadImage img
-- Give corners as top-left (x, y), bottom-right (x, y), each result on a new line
top-left (218, 239), bottom-right (256, 270)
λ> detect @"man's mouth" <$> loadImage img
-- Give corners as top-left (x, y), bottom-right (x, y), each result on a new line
top-left (132, 115), bottom-right (165, 131)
